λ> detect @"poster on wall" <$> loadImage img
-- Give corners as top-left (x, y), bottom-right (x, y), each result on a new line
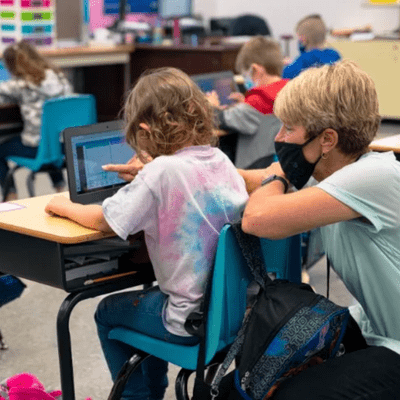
top-left (368, 0), bottom-right (399, 4)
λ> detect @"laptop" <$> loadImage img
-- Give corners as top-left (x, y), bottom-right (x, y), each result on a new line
top-left (63, 120), bottom-right (135, 205)
top-left (191, 71), bottom-right (239, 106)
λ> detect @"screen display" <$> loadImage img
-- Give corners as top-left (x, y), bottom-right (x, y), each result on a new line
top-left (71, 130), bottom-right (135, 195)
top-left (104, 0), bottom-right (158, 15)
top-left (158, 0), bottom-right (191, 19)
top-left (195, 76), bottom-right (236, 106)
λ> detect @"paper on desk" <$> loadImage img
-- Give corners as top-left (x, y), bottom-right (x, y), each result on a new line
top-left (0, 203), bottom-right (26, 212)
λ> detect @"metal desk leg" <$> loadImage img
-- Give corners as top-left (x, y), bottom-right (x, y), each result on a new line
top-left (56, 278), bottom-right (150, 400)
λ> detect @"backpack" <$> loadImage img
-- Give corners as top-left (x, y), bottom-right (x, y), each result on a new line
top-left (193, 222), bottom-right (351, 400)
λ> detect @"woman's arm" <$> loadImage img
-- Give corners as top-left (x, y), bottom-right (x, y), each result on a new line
top-left (237, 168), bottom-right (268, 194)
top-left (242, 185), bottom-right (361, 239)
top-left (45, 196), bottom-right (113, 232)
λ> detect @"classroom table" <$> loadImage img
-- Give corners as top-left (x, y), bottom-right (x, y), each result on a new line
top-left (0, 104), bottom-right (22, 137)
top-left (1, 44), bottom-right (135, 123)
top-left (0, 192), bottom-right (151, 400)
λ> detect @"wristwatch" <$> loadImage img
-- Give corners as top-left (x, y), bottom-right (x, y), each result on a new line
top-left (261, 174), bottom-right (289, 193)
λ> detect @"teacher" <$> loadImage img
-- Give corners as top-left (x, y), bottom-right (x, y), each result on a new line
top-left (239, 60), bottom-right (400, 399)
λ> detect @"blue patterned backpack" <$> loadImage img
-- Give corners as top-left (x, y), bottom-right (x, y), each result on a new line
top-left (202, 223), bottom-right (350, 400)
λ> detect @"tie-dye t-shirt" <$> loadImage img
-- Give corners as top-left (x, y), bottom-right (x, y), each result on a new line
top-left (102, 145), bottom-right (248, 336)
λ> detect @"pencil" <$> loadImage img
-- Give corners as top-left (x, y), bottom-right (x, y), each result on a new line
top-left (84, 270), bottom-right (137, 285)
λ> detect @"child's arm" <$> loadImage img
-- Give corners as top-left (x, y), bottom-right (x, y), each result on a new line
top-left (45, 196), bottom-right (113, 233)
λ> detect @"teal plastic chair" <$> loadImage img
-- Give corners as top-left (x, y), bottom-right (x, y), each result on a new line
top-left (4, 94), bottom-right (97, 198)
top-left (106, 224), bottom-right (302, 400)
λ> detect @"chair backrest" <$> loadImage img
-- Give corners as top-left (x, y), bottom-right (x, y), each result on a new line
top-left (205, 225), bottom-right (302, 362)
top-left (205, 224), bottom-right (252, 362)
top-left (260, 235), bottom-right (302, 284)
top-left (36, 94), bottom-right (97, 168)
top-left (230, 14), bottom-right (272, 37)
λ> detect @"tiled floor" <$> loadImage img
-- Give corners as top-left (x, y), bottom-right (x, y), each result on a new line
top-left (0, 120), bottom-right (398, 399)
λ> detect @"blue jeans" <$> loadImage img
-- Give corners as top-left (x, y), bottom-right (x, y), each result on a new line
top-left (0, 136), bottom-right (64, 193)
top-left (95, 286), bottom-right (199, 400)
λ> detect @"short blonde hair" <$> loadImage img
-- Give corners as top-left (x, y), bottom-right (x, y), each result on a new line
top-left (274, 60), bottom-right (381, 156)
top-left (124, 67), bottom-right (217, 157)
top-left (235, 36), bottom-right (283, 76)
top-left (296, 14), bottom-right (326, 47)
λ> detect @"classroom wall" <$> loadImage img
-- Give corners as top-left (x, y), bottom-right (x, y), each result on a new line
top-left (193, 0), bottom-right (399, 57)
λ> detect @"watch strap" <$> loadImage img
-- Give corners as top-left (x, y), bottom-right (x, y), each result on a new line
top-left (262, 175), bottom-right (289, 193)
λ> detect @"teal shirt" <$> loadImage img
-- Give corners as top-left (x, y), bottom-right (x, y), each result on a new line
top-left (317, 151), bottom-right (400, 353)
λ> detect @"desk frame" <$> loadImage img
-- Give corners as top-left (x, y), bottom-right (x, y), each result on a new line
top-left (0, 193), bottom-right (149, 400)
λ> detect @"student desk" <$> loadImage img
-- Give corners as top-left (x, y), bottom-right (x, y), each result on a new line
top-left (0, 192), bottom-right (150, 400)
top-left (41, 44), bottom-right (134, 122)
top-left (0, 104), bottom-right (22, 136)
top-left (131, 43), bottom-right (242, 84)
top-left (369, 134), bottom-right (400, 157)
top-left (1, 44), bottom-right (135, 123)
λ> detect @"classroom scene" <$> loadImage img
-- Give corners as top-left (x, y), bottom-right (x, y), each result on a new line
top-left (1, 0), bottom-right (400, 399)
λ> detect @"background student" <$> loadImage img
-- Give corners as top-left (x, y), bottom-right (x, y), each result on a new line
top-left (207, 36), bottom-right (289, 169)
top-left (282, 14), bottom-right (341, 79)
top-left (0, 40), bottom-right (73, 201)
top-left (45, 67), bottom-right (248, 400)
top-left (240, 60), bottom-right (400, 399)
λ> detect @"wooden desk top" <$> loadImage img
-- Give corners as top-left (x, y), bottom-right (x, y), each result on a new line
top-left (0, 192), bottom-right (115, 244)
top-left (0, 44), bottom-right (135, 59)
top-left (369, 134), bottom-right (400, 153)
top-left (40, 43), bottom-right (135, 58)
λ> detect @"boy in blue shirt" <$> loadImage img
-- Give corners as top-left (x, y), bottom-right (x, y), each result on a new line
top-left (283, 14), bottom-right (341, 79)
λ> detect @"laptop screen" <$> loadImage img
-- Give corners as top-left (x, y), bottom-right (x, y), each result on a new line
top-left (64, 120), bottom-right (135, 204)
top-left (191, 71), bottom-right (239, 106)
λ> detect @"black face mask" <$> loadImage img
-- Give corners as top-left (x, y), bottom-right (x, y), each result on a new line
top-left (275, 136), bottom-right (321, 190)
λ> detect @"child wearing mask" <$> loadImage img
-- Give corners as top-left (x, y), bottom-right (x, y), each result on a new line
top-left (282, 14), bottom-right (341, 79)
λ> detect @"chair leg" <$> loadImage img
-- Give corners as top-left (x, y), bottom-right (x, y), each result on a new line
top-left (2, 165), bottom-right (20, 200)
top-left (175, 369), bottom-right (193, 400)
top-left (107, 349), bottom-right (150, 400)
top-left (26, 172), bottom-right (35, 197)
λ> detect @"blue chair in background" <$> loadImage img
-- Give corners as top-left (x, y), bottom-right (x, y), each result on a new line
top-left (106, 224), bottom-right (302, 400)
top-left (3, 94), bottom-right (97, 198)
top-left (0, 60), bottom-right (11, 82)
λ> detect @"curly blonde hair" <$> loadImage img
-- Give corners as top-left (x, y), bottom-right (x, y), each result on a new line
top-left (274, 60), bottom-right (381, 156)
top-left (124, 67), bottom-right (217, 157)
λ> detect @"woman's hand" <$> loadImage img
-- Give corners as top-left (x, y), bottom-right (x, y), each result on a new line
top-left (102, 154), bottom-right (152, 182)
top-left (45, 195), bottom-right (72, 217)
top-left (262, 162), bottom-right (288, 181)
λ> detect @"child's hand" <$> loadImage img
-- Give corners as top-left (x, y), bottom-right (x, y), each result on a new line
top-left (102, 154), bottom-right (152, 182)
top-left (229, 92), bottom-right (245, 103)
top-left (205, 91), bottom-right (221, 108)
top-left (45, 196), bottom-right (72, 217)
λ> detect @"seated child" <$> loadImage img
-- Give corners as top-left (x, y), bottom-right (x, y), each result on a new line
top-left (283, 14), bottom-right (341, 79)
top-left (207, 36), bottom-right (288, 169)
top-left (45, 67), bottom-right (249, 400)
top-left (0, 40), bottom-right (73, 201)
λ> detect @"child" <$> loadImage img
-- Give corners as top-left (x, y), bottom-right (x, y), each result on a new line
top-left (45, 67), bottom-right (249, 400)
top-left (207, 36), bottom-right (288, 169)
top-left (0, 40), bottom-right (73, 201)
top-left (282, 14), bottom-right (341, 79)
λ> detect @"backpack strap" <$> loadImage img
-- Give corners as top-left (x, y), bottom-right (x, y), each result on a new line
top-left (231, 220), bottom-right (271, 286)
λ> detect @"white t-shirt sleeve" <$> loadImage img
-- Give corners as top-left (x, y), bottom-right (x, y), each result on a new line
top-left (317, 152), bottom-right (400, 232)
top-left (102, 174), bottom-right (157, 240)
